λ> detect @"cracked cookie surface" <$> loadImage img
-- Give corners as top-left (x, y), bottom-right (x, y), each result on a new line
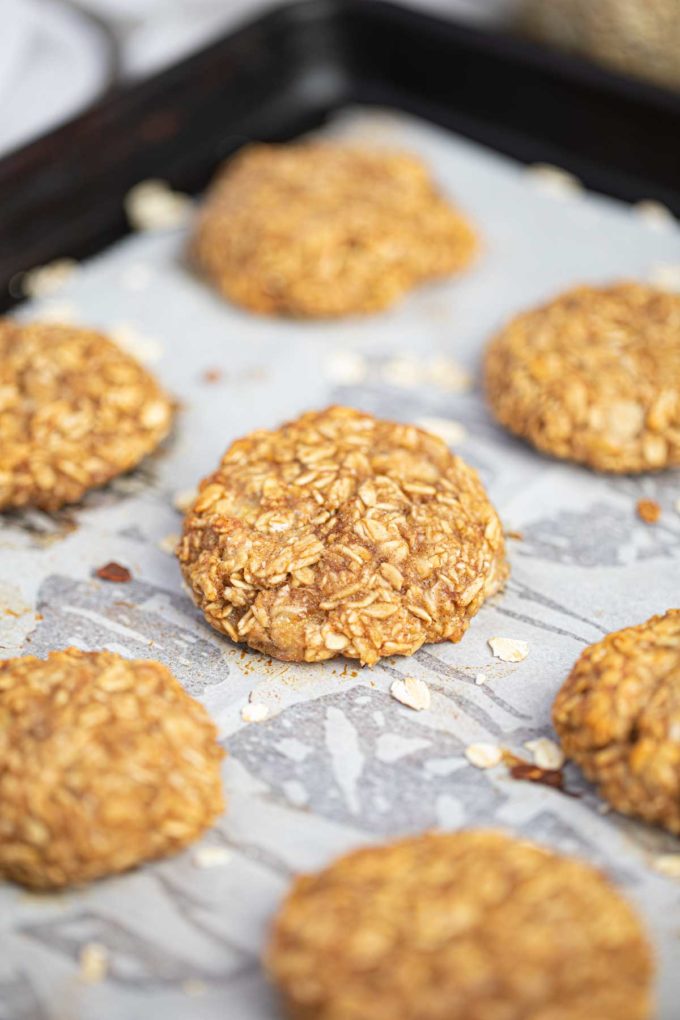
top-left (484, 283), bottom-right (680, 472)
top-left (178, 406), bottom-right (507, 666)
top-left (0, 321), bottom-right (173, 511)
top-left (267, 829), bottom-right (653, 1020)
top-left (0, 648), bottom-right (225, 889)
top-left (190, 143), bottom-right (478, 317)
top-left (554, 609), bottom-right (680, 834)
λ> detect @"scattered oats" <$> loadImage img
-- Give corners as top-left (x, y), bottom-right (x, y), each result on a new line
top-left (22, 258), bottom-right (78, 298)
top-left (182, 979), bottom-right (207, 997)
top-left (597, 803), bottom-right (612, 815)
top-left (488, 636), bottom-right (529, 662)
top-left (381, 355), bottom-right (426, 388)
top-left (193, 845), bottom-right (232, 868)
top-left (426, 356), bottom-right (472, 393)
top-left (474, 672), bottom-right (487, 686)
top-left (465, 742), bottom-right (502, 769)
top-left (416, 417), bottom-right (467, 447)
top-left (649, 263), bottom-right (680, 293)
top-left (525, 163), bottom-right (581, 197)
top-left (633, 200), bottom-right (676, 230)
top-left (125, 179), bottom-right (193, 231)
top-left (675, 498), bottom-right (680, 515)
top-left (390, 676), bottom-right (431, 711)
top-left (35, 300), bottom-right (79, 324)
top-left (524, 737), bottom-right (565, 770)
top-left (241, 701), bottom-right (269, 723)
top-left (651, 855), bottom-right (680, 879)
top-left (325, 350), bottom-right (368, 386)
top-left (174, 487), bottom-right (198, 513)
top-left (111, 323), bottom-right (163, 365)
top-left (636, 498), bottom-right (661, 524)
top-left (79, 943), bottom-right (109, 984)
top-left (159, 533), bottom-right (180, 555)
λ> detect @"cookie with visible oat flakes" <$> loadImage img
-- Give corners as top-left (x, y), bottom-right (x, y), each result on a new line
top-left (190, 143), bottom-right (478, 318)
top-left (178, 406), bottom-right (507, 666)
top-left (0, 321), bottom-right (174, 511)
top-left (484, 283), bottom-right (680, 473)
top-left (554, 609), bottom-right (680, 835)
top-left (267, 829), bottom-right (653, 1020)
top-left (0, 649), bottom-right (225, 890)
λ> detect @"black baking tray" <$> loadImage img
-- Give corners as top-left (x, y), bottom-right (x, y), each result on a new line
top-left (1, 0), bottom-right (679, 311)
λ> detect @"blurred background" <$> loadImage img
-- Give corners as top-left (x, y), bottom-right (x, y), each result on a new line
top-left (1, 0), bottom-right (678, 159)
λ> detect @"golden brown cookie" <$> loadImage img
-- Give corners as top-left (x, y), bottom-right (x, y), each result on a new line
top-left (0, 649), bottom-right (225, 889)
top-left (484, 283), bottom-right (680, 473)
top-left (0, 321), bottom-right (174, 511)
top-left (554, 609), bottom-right (680, 834)
top-left (178, 406), bottom-right (507, 666)
top-left (267, 829), bottom-right (653, 1020)
top-left (190, 143), bottom-right (478, 317)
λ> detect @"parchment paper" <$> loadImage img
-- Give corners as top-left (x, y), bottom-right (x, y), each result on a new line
top-left (1, 108), bottom-right (679, 1020)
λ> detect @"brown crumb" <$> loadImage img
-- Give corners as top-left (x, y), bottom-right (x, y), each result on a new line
top-left (95, 562), bottom-right (132, 583)
top-left (505, 529), bottom-right (524, 541)
top-left (636, 498), bottom-right (661, 524)
top-left (201, 367), bottom-right (223, 384)
top-left (503, 750), bottom-right (570, 793)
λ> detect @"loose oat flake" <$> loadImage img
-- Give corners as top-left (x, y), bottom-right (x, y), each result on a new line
top-left (390, 676), bottom-right (431, 711)
top-left (193, 845), bottom-right (232, 868)
top-left (79, 943), bottom-right (109, 984)
top-left (465, 743), bottom-right (502, 769)
top-left (652, 855), bottom-right (680, 879)
top-left (524, 738), bottom-right (565, 771)
top-left (488, 636), bottom-right (529, 662)
top-left (474, 673), bottom-right (487, 685)
top-left (125, 179), bottom-right (192, 232)
top-left (241, 702), bottom-right (270, 723)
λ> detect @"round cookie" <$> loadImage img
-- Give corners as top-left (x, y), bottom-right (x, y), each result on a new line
top-left (267, 829), bottom-right (653, 1020)
top-left (554, 609), bottom-right (680, 834)
top-left (0, 649), bottom-right (225, 889)
top-left (0, 320), bottom-right (174, 511)
top-left (178, 406), bottom-right (507, 666)
top-left (484, 282), bottom-right (680, 473)
top-left (190, 143), bottom-right (478, 318)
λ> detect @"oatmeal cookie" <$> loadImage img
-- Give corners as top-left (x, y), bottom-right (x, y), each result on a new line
top-left (0, 649), bottom-right (225, 889)
top-left (267, 829), bottom-right (653, 1020)
top-left (554, 609), bottom-right (680, 834)
top-left (484, 283), bottom-right (680, 472)
top-left (0, 321), bottom-right (174, 511)
top-left (190, 143), bottom-right (478, 317)
top-left (178, 406), bottom-right (507, 666)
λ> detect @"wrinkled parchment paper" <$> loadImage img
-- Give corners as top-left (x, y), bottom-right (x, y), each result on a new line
top-left (1, 109), bottom-right (679, 1020)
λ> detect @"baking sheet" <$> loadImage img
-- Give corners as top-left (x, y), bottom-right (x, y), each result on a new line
top-left (1, 107), bottom-right (679, 1020)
